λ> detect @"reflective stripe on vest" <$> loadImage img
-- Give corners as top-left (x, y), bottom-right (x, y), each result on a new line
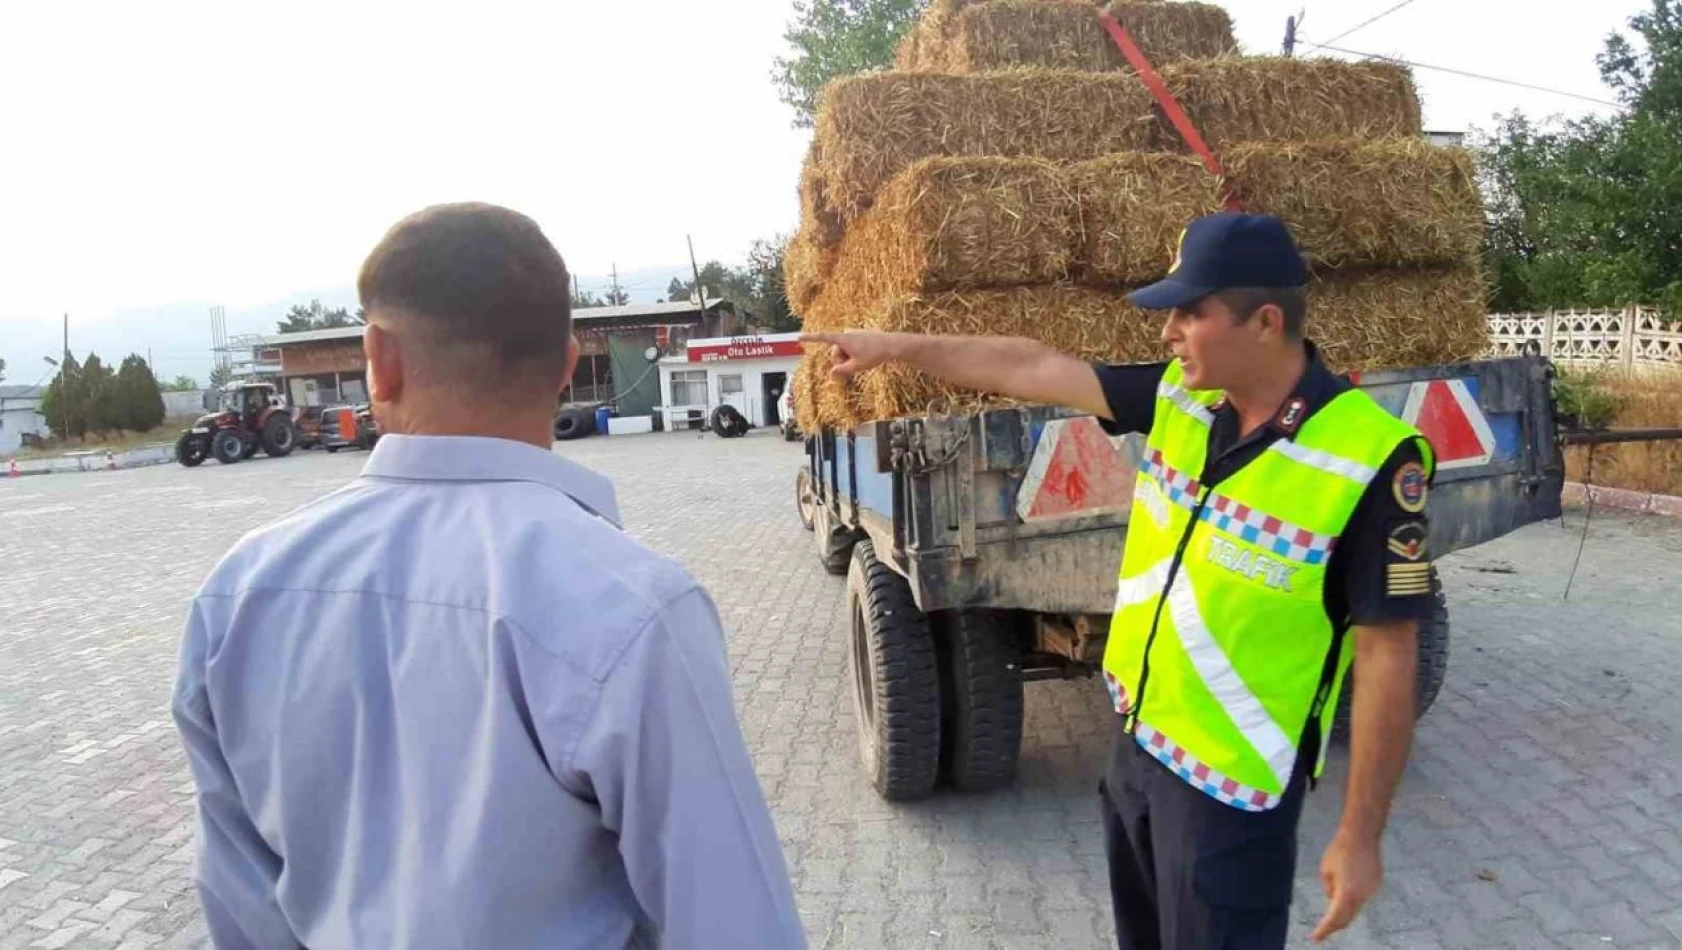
top-left (1104, 360), bottom-right (1433, 811)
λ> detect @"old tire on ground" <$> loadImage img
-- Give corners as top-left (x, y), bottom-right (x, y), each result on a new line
top-left (795, 468), bottom-right (817, 532)
top-left (847, 539), bottom-right (943, 801)
top-left (813, 504), bottom-right (857, 576)
top-left (175, 434), bottom-right (207, 468)
top-left (211, 430), bottom-right (244, 465)
top-left (1332, 566), bottom-right (1449, 741)
top-left (935, 609), bottom-right (1025, 793)
top-left (554, 408), bottom-right (595, 441)
top-left (261, 415), bottom-right (297, 457)
top-left (710, 405), bottom-right (750, 439)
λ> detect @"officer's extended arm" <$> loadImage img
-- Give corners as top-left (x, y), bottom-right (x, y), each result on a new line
top-left (1313, 618), bottom-right (1418, 942)
top-left (801, 330), bottom-right (1115, 421)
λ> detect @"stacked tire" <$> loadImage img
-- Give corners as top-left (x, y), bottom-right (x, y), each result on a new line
top-left (555, 407), bottom-right (596, 441)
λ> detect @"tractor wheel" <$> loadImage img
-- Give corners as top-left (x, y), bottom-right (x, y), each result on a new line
top-left (934, 609), bottom-right (1024, 793)
top-left (175, 434), bottom-right (207, 468)
top-left (1332, 566), bottom-right (1449, 741)
top-left (261, 415), bottom-right (298, 457)
top-left (241, 440), bottom-right (259, 460)
top-left (212, 430), bottom-right (244, 465)
top-left (795, 467), bottom-right (817, 532)
top-left (846, 539), bottom-right (942, 801)
top-left (813, 504), bottom-right (858, 576)
top-left (555, 408), bottom-right (595, 442)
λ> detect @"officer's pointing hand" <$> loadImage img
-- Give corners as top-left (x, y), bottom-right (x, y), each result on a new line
top-left (800, 330), bottom-right (894, 377)
top-left (1312, 829), bottom-right (1383, 942)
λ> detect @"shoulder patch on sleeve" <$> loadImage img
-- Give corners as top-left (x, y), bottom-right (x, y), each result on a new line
top-left (1384, 520), bottom-right (1432, 597)
top-left (1392, 461), bottom-right (1429, 513)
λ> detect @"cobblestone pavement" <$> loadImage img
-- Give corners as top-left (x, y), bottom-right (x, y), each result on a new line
top-left (2, 430), bottom-right (1681, 949)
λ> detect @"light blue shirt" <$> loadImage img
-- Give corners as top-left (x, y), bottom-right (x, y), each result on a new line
top-left (172, 435), bottom-right (805, 949)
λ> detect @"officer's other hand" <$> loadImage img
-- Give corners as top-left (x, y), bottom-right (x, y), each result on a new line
top-left (800, 330), bottom-right (894, 377)
top-left (1311, 829), bottom-right (1383, 942)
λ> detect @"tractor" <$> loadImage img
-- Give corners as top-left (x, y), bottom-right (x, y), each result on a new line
top-left (175, 381), bottom-right (300, 467)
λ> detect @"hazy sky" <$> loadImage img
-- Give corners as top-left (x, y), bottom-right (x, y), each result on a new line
top-left (0, 0), bottom-right (1641, 379)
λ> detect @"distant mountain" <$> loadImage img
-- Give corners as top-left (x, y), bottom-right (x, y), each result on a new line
top-left (0, 267), bottom-right (699, 387)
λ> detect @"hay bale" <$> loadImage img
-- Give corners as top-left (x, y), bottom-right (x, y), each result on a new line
top-left (813, 61), bottom-right (1421, 222)
top-left (1223, 139), bottom-right (1482, 270)
top-left (815, 71), bottom-right (1157, 223)
top-left (1154, 57), bottom-right (1422, 151)
top-left (900, 1), bottom-right (1236, 74)
top-left (800, 148), bottom-right (844, 247)
top-left (785, 224), bottom-right (840, 312)
top-left (823, 156), bottom-right (1081, 313)
top-left (814, 267), bottom-right (1488, 428)
top-left (1070, 152), bottom-right (1220, 284)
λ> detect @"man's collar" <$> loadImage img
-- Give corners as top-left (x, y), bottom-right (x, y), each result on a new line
top-left (1211, 340), bottom-right (1348, 440)
top-left (361, 435), bottom-right (622, 527)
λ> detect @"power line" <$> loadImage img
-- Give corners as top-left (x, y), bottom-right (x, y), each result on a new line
top-left (1303, 41), bottom-right (1625, 109)
top-left (1314, 0), bottom-right (1421, 49)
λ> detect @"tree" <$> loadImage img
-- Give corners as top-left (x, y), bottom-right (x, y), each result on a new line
top-left (773, 0), bottom-right (928, 127)
top-left (40, 355), bottom-right (79, 439)
top-left (572, 289), bottom-right (606, 309)
top-left (277, 299), bottom-right (362, 333)
top-left (0, 356), bottom-right (6, 384)
top-left (1475, 0), bottom-right (1682, 318)
top-left (746, 236), bottom-right (798, 332)
top-left (81, 354), bottom-right (120, 435)
top-left (603, 286), bottom-right (630, 307)
top-left (164, 375), bottom-right (200, 392)
top-left (116, 355), bottom-right (167, 432)
top-left (209, 364), bottom-right (233, 389)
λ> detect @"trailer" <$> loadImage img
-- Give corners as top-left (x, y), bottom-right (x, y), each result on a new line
top-left (797, 354), bottom-right (1578, 801)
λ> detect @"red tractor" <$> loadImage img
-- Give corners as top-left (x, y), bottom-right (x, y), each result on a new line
top-left (175, 382), bottom-right (300, 467)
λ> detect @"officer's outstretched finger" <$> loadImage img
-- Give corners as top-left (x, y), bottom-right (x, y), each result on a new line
top-left (1311, 886), bottom-right (1357, 943)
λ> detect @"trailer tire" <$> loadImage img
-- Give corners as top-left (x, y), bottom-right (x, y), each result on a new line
top-left (935, 609), bottom-right (1024, 793)
top-left (1332, 567), bottom-right (1449, 741)
top-left (847, 540), bottom-right (942, 801)
top-left (813, 504), bottom-right (857, 575)
top-left (795, 468), bottom-right (817, 532)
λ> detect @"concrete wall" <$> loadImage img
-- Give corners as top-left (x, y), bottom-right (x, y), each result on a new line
top-left (162, 390), bottom-right (211, 418)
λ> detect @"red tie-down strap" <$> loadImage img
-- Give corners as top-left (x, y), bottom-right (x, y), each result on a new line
top-left (1097, 15), bottom-right (1242, 212)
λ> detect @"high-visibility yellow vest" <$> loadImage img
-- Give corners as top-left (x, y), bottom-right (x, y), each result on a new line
top-left (1103, 360), bottom-right (1433, 812)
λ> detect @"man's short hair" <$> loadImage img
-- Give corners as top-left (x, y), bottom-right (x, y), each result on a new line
top-left (358, 202), bottom-right (572, 395)
top-left (1216, 286), bottom-right (1308, 340)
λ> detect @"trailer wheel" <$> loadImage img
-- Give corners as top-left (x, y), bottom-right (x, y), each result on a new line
top-left (847, 539), bottom-right (942, 801)
top-left (935, 609), bottom-right (1024, 793)
top-left (1332, 566), bottom-right (1449, 741)
top-left (795, 468), bottom-right (817, 532)
top-left (813, 505), bottom-right (857, 575)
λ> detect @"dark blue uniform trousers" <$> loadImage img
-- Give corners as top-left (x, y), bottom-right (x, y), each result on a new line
top-left (1100, 720), bottom-right (1310, 950)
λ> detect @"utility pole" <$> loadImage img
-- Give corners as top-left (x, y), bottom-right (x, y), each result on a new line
top-left (1282, 11), bottom-right (1302, 56)
top-left (688, 235), bottom-right (712, 331)
top-left (573, 273), bottom-right (580, 303)
top-left (62, 313), bottom-right (71, 440)
top-left (611, 264), bottom-right (622, 306)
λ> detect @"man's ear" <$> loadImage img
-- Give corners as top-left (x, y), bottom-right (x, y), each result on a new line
top-left (558, 333), bottom-right (581, 395)
top-left (365, 323), bottom-right (404, 403)
top-left (1252, 303), bottom-right (1287, 342)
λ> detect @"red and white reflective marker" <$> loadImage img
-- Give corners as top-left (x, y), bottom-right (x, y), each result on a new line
top-left (1017, 416), bottom-right (1138, 523)
top-left (1402, 379), bottom-right (1496, 471)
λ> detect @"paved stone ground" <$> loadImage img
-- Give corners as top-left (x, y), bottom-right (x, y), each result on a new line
top-left (1, 430), bottom-right (1680, 949)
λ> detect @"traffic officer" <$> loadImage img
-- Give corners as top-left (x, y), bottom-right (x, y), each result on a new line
top-left (804, 212), bottom-right (1434, 948)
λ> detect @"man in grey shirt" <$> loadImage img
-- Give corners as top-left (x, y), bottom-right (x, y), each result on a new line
top-left (172, 203), bottom-right (806, 949)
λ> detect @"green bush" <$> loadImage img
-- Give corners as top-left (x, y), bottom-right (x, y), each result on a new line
top-left (1555, 368), bottom-right (1618, 430)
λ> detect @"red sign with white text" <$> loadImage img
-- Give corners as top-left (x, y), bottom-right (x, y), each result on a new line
top-left (687, 337), bottom-right (804, 363)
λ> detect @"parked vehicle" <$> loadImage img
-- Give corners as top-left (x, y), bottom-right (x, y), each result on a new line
top-left (175, 382), bottom-right (299, 467)
top-left (799, 354), bottom-right (1669, 801)
top-left (321, 404), bottom-right (379, 453)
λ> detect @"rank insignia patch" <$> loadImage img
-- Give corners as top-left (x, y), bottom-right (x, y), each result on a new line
top-left (1392, 461), bottom-right (1429, 513)
top-left (1386, 521), bottom-right (1428, 562)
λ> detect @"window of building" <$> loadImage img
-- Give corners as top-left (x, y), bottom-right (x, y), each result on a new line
top-left (671, 370), bottom-right (708, 406)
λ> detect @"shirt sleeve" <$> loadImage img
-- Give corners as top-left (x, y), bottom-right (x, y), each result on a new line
top-left (1338, 440), bottom-right (1437, 627)
top-left (567, 587), bottom-right (806, 950)
top-left (171, 598), bottom-right (304, 950)
top-left (1092, 361), bottom-right (1168, 436)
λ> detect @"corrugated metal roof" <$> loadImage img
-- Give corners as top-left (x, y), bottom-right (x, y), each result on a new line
top-left (261, 299), bottom-right (724, 347)
top-left (0, 385), bottom-right (46, 400)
